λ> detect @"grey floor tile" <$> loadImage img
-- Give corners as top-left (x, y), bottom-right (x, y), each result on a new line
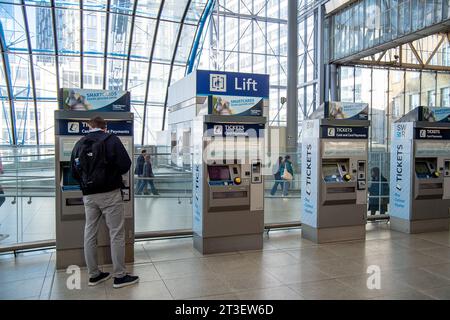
top-left (335, 272), bottom-right (416, 299)
top-left (284, 246), bottom-right (340, 262)
top-left (421, 263), bottom-right (450, 280)
top-left (390, 268), bottom-right (450, 291)
top-left (422, 286), bottom-right (450, 300)
top-left (201, 254), bottom-right (259, 276)
top-left (0, 277), bottom-right (46, 299)
top-left (394, 237), bottom-right (447, 250)
top-left (188, 293), bottom-right (241, 300)
top-left (217, 270), bottom-right (283, 292)
top-left (164, 275), bottom-right (234, 300)
top-left (50, 285), bottom-right (107, 300)
top-left (239, 250), bottom-right (301, 268)
top-left (235, 286), bottom-right (304, 300)
top-left (264, 263), bottom-right (332, 285)
top-left (154, 258), bottom-right (216, 280)
top-left (106, 279), bottom-right (172, 300)
top-left (418, 247), bottom-right (450, 262)
top-left (289, 279), bottom-right (364, 300)
top-left (371, 290), bottom-right (435, 300)
top-left (308, 257), bottom-right (368, 278)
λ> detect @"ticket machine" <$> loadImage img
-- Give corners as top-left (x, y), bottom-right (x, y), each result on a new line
top-left (55, 110), bottom-right (135, 269)
top-left (301, 102), bottom-right (370, 243)
top-left (390, 106), bottom-right (450, 233)
top-left (192, 114), bottom-right (266, 253)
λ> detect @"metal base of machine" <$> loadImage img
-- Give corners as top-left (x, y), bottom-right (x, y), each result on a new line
top-left (301, 224), bottom-right (366, 244)
top-left (193, 233), bottom-right (263, 254)
top-left (390, 216), bottom-right (450, 234)
top-left (56, 244), bottom-right (134, 270)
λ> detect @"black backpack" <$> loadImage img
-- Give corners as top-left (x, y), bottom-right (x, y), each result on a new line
top-left (77, 133), bottom-right (111, 191)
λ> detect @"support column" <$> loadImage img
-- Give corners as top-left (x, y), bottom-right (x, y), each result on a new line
top-left (287, 0), bottom-right (298, 155)
top-left (329, 63), bottom-right (338, 101)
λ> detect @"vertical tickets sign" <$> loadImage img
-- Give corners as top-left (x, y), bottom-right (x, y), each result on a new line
top-left (389, 122), bottom-right (413, 220)
top-left (301, 120), bottom-right (319, 228)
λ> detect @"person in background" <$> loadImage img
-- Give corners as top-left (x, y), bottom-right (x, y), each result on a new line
top-left (280, 155), bottom-right (294, 197)
top-left (0, 155), bottom-right (8, 242)
top-left (270, 156), bottom-right (284, 196)
top-left (134, 149), bottom-right (146, 195)
top-left (137, 154), bottom-right (159, 196)
top-left (368, 167), bottom-right (389, 215)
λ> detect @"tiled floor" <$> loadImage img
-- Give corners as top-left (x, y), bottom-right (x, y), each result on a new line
top-left (1, 223), bottom-right (450, 300)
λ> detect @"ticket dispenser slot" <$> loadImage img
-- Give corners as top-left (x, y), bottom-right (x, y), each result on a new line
top-left (414, 158), bottom-right (443, 200)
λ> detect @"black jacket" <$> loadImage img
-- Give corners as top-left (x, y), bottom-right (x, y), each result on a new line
top-left (143, 161), bottom-right (154, 178)
top-left (134, 154), bottom-right (145, 175)
top-left (71, 131), bottom-right (132, 195)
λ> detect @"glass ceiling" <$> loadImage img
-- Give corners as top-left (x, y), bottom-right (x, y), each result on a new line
top-left (0, 0), bottom-right (210, 145)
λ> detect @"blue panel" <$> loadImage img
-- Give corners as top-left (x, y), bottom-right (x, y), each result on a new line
top-left (196, 70), bottom-right (270, 98)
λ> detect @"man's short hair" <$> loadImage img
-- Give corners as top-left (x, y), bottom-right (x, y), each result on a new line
top-left (88, 116), bottom-right (107, 129)
top-left (141, 149), bottom-right (147, 154)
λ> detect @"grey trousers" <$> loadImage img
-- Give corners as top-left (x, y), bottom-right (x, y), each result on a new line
top-left (83, 188), bottom-right (126, 279)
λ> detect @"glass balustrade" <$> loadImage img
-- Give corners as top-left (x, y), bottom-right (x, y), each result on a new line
top-left (0, 146), bottom-right (392, 248)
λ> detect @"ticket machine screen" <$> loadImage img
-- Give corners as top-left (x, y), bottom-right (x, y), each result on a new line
top-left (415, 161), bottom-right (431, 178)
top-left (208, 166), bottom-right (231, 181)
top-left (61, 162), bottom-right (81, 190)
top-left (323, 163), bottom-right (341, 182)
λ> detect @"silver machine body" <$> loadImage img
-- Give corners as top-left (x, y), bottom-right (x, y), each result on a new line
top-left (192, 115), bottom-right (266, 254)
top-left (390, 106), bottom-right (450, 233)
top-left (54, 110), bottom-right (135, 269)
top-left (301, 102), bottom-right (370, 243)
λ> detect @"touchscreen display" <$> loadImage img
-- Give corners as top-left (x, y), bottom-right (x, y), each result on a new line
top-left (415, 162), bottom-right (430, 176)
top-left (208, 166), bottom-right (231, 181)
top-left (62, 164), bottom-right (80, 186)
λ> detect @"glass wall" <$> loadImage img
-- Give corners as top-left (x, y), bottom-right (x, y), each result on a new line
top-left (0, 0), bottom-right (209, 146)
top-left (199, 0), bottom-right (288, 127)
top-left (329, 0), bottom-right (450, 61)
top-left (339, 65), bottom-right (450, 215)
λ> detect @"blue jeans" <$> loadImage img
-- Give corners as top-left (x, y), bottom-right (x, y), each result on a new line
top-left (136, 177), bottom-right (158, 195)
top-left (283, 181), bottom-right (290, 196)
top-left (270, 180), bottom-right (283, 195)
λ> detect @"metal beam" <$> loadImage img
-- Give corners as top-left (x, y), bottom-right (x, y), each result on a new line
top-left (408, 42), bottom-right (423, 66)
top-left (286, 0), bottom-right (298, 153)
top-left (0, 23), bottom-right (16, 145)
top-left (424, 34), bottom-right (446, 66)
top-left (141, 0), bottom-right (165, 145)
top-left (102, 0), bottom-right (111, 90)
top-left (20, 0), bottom-right (39, 145)
top-left (80, 0), bottom-right (84, 88)
top-left (346, 59), bottom-right (450, 72)
top-left (50, 0), bottom-right (61, 104)
top-left (161, 0), bottom-right (193, 131)
top-left (124, 0), bottom-right (139, 89)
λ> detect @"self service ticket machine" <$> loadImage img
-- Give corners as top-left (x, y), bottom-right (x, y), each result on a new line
top-left (55, 110), bottom-right (135, 269)
top-left (301, 102), bottom-right (370, 243)
top-left (192, 114), bottom-right (266, 254)
top-left (390, 106), bottom-right (450, 233)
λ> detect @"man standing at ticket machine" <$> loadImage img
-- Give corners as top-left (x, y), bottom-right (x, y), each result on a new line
top-left (71, 116), bottom-right (139, 289)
